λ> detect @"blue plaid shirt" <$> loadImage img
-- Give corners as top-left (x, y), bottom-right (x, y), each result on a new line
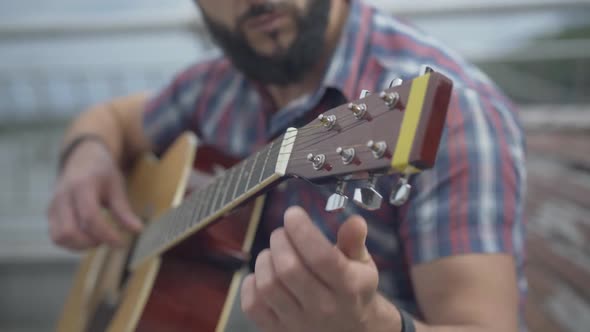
top-left (143, 0), bottom-right (527, 328)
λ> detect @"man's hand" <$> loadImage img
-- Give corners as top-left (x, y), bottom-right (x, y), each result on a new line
top-left (240, 206), bottom-right (382, 332)
top-left (47, 140), bottom-right (143, 250)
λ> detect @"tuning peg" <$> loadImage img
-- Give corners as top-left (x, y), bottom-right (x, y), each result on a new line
top-left (326, 180), bottom-right (348, 212)
top-left (389, 78), bottom-right (403, 88)
top-left (359, 90), bottom-right (371, 98)
top-left (347, 102), bottom-right (367, 119)
top-left (353, 174), bottom-right (383, 211)
top-left (336, 146), bottom-right (355, 165)
top-left (307, 153), bottom-right (326, 171)
top-left (318, 114), bottom-right (337, 130)
top-left (420, 65), bottom-right (434, 75)
top-left (390, 174), bottom-right (412, 206)
top-left (367, 140), bottom-right (387, 159)
top-left (379, 91), bottom-right (400, 109)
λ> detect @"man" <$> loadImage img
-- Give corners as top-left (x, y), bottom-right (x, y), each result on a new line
top-left (48, 0), bottom-right (527, 331)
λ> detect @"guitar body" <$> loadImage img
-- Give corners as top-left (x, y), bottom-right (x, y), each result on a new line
top-left (56, 132), bottom-right (264, 332)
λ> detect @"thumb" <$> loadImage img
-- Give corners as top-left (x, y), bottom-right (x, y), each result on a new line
top-left (106, 174), bottom-right (143, 232)
top-left (336, 215), bottom-right (371, 262)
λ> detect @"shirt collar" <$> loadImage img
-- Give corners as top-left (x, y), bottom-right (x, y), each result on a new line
top-left (321, 0), bottom-right (374, 101)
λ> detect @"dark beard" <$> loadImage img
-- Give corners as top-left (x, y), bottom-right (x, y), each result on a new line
top-left (201, 0), bottom-right (331, 86)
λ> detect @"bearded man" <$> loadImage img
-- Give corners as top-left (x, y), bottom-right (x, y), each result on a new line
top-left (48, 1), bottom-right (527, 331)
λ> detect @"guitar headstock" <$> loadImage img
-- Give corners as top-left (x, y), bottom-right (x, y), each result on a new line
top-left (283, 70), bottom-right (453, 210)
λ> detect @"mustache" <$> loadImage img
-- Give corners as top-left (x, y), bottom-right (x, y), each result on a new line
top-left (237, 3), bottom-right (286, 26)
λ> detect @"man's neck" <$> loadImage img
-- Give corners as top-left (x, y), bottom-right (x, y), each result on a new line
top-left (266, 0), bottom-right (350, 110)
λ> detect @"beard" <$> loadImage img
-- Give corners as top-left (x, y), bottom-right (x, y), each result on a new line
top-left (200, 0), bottom-right (331, 86)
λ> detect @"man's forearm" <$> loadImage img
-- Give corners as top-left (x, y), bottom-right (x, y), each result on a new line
top-left (367, 294), bottom-right (511, 332)
top-left (62, 93), bottom-right (150, 168)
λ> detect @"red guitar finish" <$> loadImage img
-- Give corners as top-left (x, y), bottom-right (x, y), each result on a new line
top-left (135, 145), bottom-right (259, 332)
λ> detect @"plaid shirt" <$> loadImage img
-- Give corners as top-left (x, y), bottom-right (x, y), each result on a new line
top-left (143, 0), bottom-right (527, 327)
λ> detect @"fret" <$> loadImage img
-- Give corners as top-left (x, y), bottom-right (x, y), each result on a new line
top-left (152, 209), bottom-right (177, 247)
top-left (169, 191), bottom-right (195, 229)
top-left (160, 213), bottom-right (174, 241)
top-left (209, 180), bottom-right (224, 217)
top-left (171, 205), bottom-right (192, 238)
top-left (235, 156), bottom-right (256, 200)
top-left (259, 141), bottom-right (274, 183)
top-left (188, 188), bottom-right (207, 226)
top-left (130, 135), bottom-right (292, 270)
top-left (221, 166), bottom-right (237, 207)
top-left (232, 160), bottom-right (247, 200)
top-left (262, 136), bottom-right (284, 180)
top-left (245, 151), bottom-right (261, 191)
top-left (211, 170), bottom-right (230, 213)
top-left (137, 218), bottom-right (159, 252)
top-left (201, 182), bottom-right (217, 219)
top-left (182, 189), bottom-right (203, 228)
top-left (209, 176), bottom-right (223, 216)
top-left (164, 207), bottom-right (180, 237)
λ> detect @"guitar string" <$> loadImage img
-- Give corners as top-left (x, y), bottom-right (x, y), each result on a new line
top-left (275, 107), bottom-right (398, 157)
top-left (280, 105), bottom-right (400, 135)
top-left (135, 104), bottom-right (404, 256)
top-left (279, 102), bottom-right (400, 142)
top-left (272, 92), bottom-right (404, 135)
top-left (159, 107), bottom-right (395, 217)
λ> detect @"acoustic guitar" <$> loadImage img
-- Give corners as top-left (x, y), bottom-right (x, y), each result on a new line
top-left (56, 70), bottom-right (453, 332)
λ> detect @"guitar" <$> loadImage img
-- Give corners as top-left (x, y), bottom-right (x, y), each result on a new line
top-left (56, 70), bottom-right (453, 332)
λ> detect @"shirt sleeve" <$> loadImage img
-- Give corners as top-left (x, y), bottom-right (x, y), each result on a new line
top-left (142, 67), bottom-right (204, 156)
top-left (398, 87), bottom-right (527, 265)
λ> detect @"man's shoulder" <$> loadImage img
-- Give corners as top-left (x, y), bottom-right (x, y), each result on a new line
top-left (368, 9), bottom-right (497, 95)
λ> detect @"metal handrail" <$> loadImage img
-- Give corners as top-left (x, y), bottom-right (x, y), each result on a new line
top-left (1, 0), bottom-right (588, 38)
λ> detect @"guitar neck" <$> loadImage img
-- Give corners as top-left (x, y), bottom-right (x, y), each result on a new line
top-left (129, 71), bottom-right (454, 269)
top-left (129, 129), bottom-right (298, 269)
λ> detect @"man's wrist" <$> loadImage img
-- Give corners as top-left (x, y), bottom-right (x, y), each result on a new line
top-left (58, 134), bottom-right (109, 174)
top-left (365, 293), bottom-right (404, 332)
top-left (397, 307), bottom-right (416, 332)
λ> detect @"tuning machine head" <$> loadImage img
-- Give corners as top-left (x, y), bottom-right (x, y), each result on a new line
top-left (389, 174), bottom-right (412, 206)
top-left (307, 153), bottom-right (326, 170)
top-left (359, 89), bottom-right (371, 98)
top-left (389, 78), bottom-right (403, 88)
top-left (347, 102), bottom-right (367, 119)
top-left (318, 114), bottom-right (337, 130)
top-left (336, 146), bottom-right (355, 165)
top-left (353, 174), bottom-right (383, 211)
top-left (326, 179), bottom-right (348, 212)
top-left (420, 65), bottom-right (435, 75)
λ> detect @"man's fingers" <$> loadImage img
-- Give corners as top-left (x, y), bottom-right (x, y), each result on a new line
top-left (107, 175), bottom-right (143, 232)
top-left (255, 249), bottom-right (302, 319)
top-left (241, 274), bottom-right (281, 332)
top-left (49, 197), bottom-right (96, 250)
top-left (336, 215), bottom-right (371, 262)
top-left (269, 228), bottom-right (332, 306)
top-left (73, 187), bottom-right (122, 246)
top-left (283, 206), bottom-right (348, 290)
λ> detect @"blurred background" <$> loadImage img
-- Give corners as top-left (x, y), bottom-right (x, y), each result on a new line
top-left (0, 0), bottom-right (589, 331)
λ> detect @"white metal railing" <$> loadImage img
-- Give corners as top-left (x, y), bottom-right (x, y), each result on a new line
top-left (470, 39), bottom-right (590, 63)
top-left (0, 1), bottom-right (588, 119)
top-left (0, 65), bottom-right (178, 120)
top-left (372, 0), bottom-right (590, 16)
top-left (1, 0), bottom-right (588, 38)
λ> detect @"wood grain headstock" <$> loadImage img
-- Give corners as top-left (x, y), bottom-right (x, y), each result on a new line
top-left (285, 71), bottom-right (453, 183)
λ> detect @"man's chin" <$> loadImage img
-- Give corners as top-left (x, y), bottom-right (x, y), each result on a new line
top-left (245, 30), bottom-right (296, 57)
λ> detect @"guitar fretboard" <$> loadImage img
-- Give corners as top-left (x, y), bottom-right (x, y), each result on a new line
top-left (129, 132), bottom-right (293, 269)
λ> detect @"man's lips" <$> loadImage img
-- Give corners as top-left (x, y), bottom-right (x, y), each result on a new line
top-left (244, 11), bottom-right (287, 33)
